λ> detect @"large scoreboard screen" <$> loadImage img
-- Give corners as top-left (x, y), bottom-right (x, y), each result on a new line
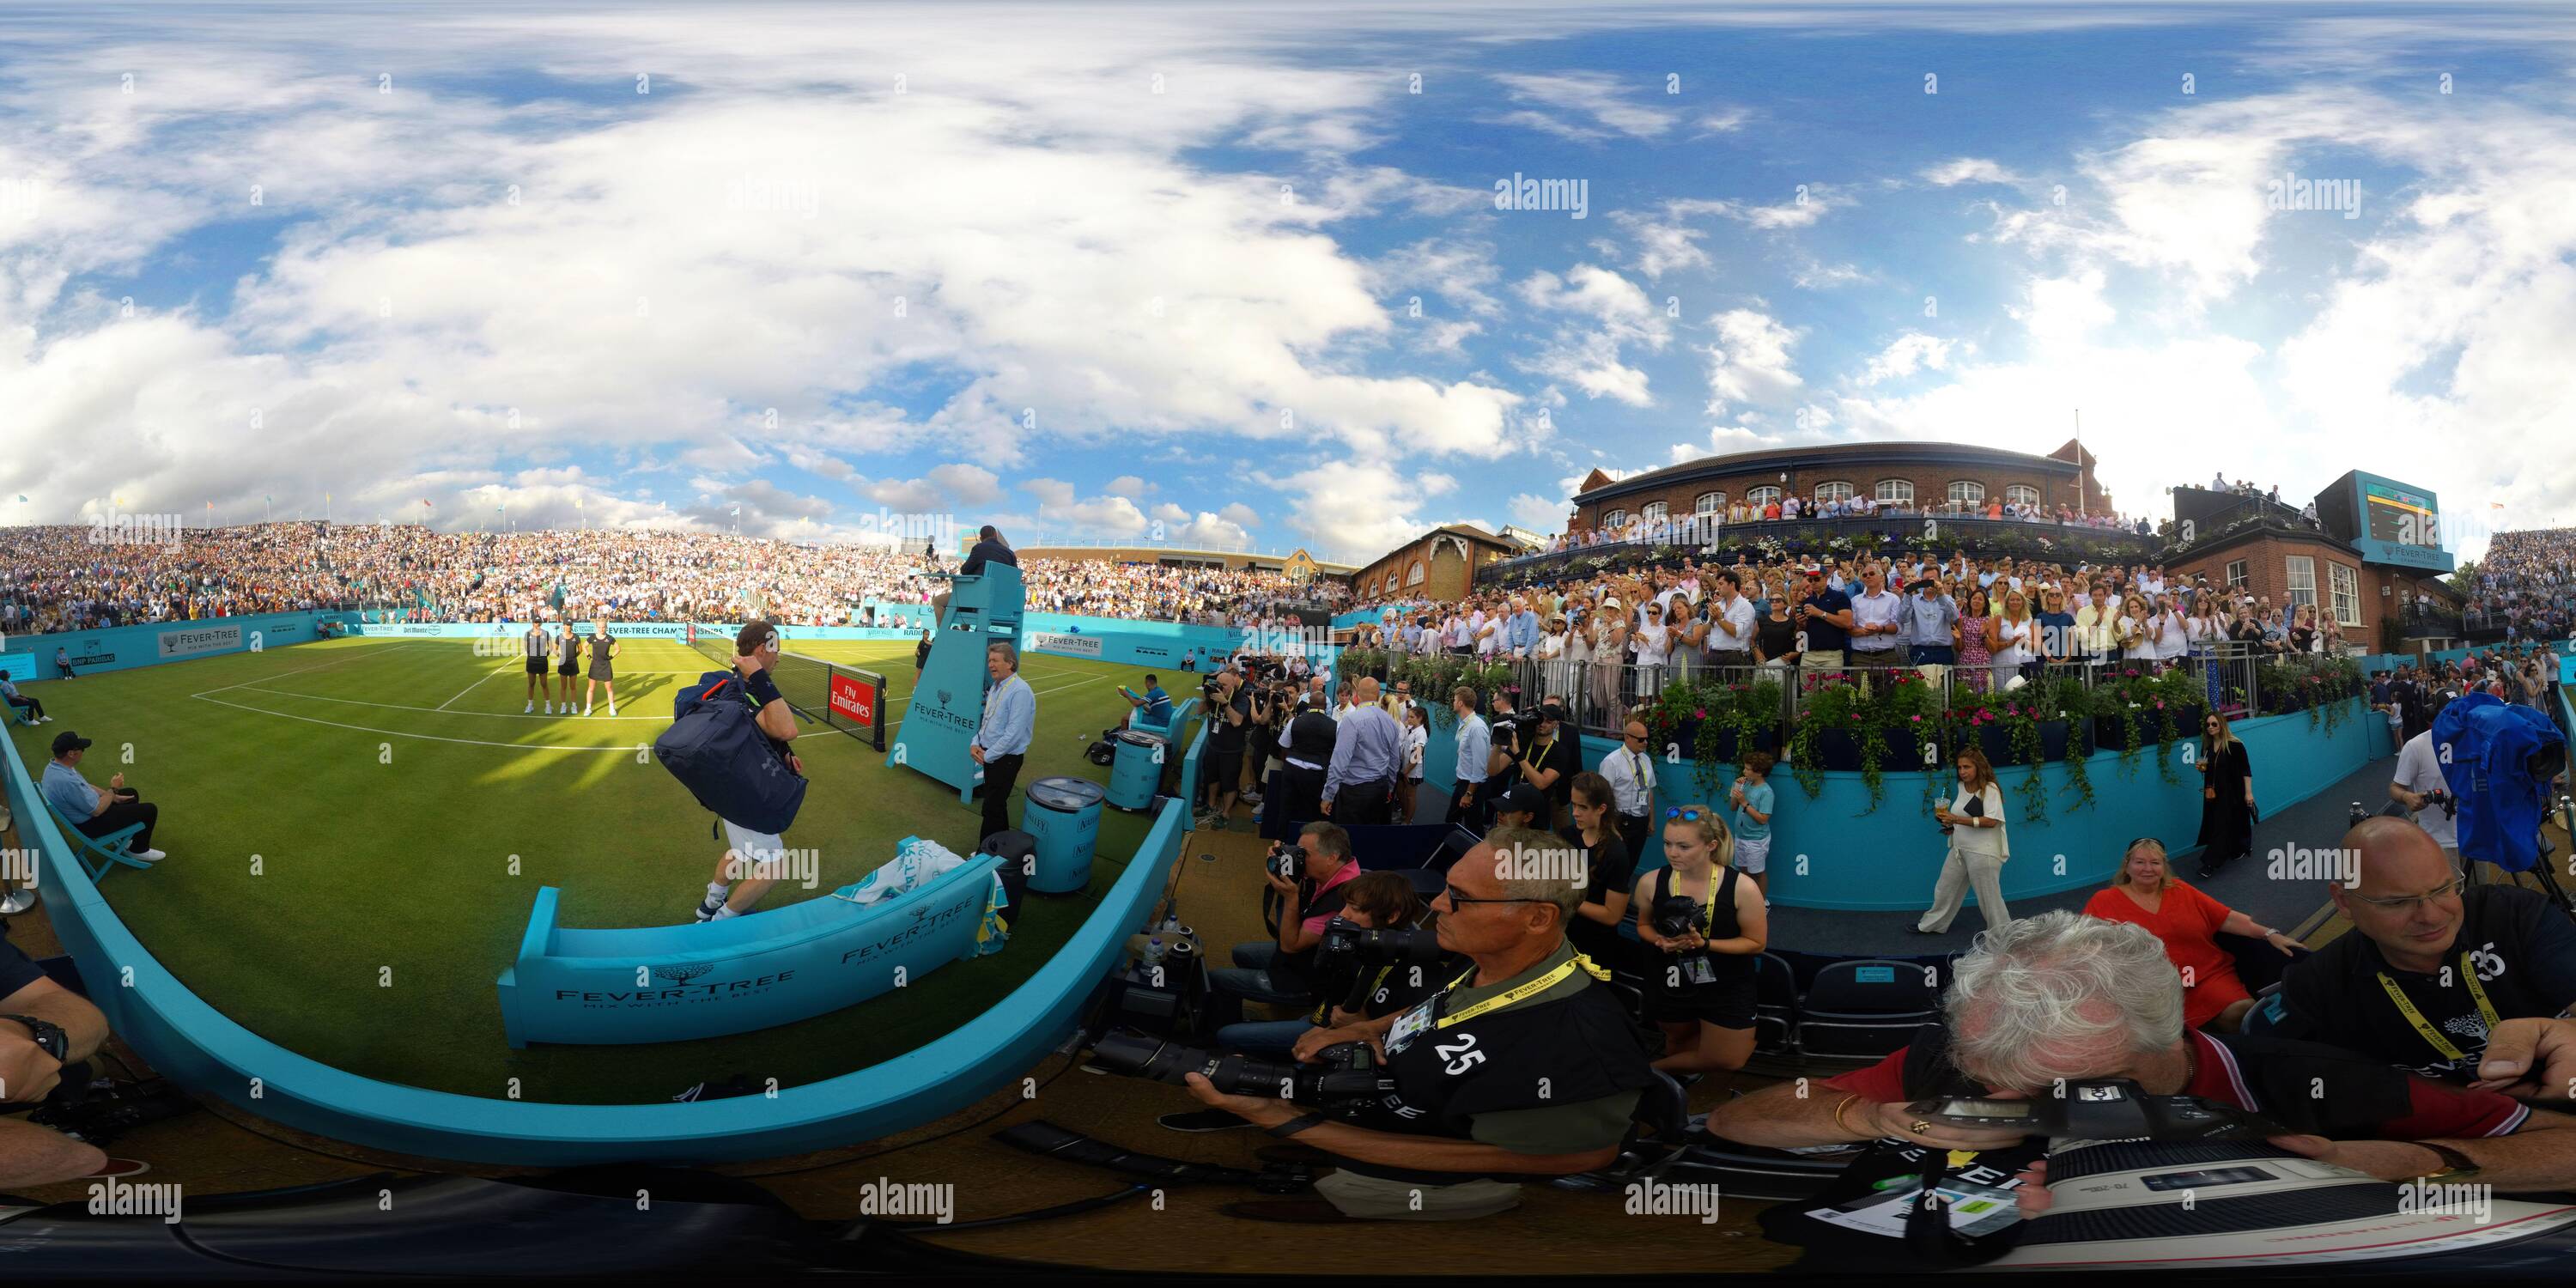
top-left (2349, 471), bottom-right (2451, 572)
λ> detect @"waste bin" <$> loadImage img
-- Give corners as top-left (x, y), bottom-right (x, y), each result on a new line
top-left (1022, 777), bottom-right (1104, 894)
top-left (1106, 729), bottom-right (1168, 811)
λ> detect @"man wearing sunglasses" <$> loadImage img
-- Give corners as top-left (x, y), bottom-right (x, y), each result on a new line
top-left (1182, 827), bottom-right (1658, 1222)
top-left (2253, 818), bottom-right (2576, 1098)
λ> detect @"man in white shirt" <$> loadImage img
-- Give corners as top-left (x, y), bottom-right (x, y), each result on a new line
top-left (2388, 727), bottom-right (2462, 868)
top-left (1600, 718), bottom-right (1658, 859)
top-left (1846, 564), bottom-right (1906, 677)
top-left (1707, 570), bottom-right (1757, 664)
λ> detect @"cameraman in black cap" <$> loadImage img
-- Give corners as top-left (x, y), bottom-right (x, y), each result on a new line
top-left (1504, 702), bottom-right (1578, 833)
top-left (1186, 826), bottom-right (1658, 1222)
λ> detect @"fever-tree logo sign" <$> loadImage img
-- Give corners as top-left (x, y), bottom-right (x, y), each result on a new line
top-left (652, 963), bottom-right (714, 986)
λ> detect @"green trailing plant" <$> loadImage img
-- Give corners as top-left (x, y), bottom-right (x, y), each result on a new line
top-left (2048, 677), bottom-right (2099, 812)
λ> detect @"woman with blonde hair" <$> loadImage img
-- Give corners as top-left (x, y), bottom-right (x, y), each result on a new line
top-left (2193, 708), bottom-right (2257, 878)
top-left (1913, 747), bottom-right (2010, 934)
top-left (2083, 837), bottom-right (2299, 1032)
top-left (1991, 587), bottom-right (2037, 690)
top-left (1634, 805), bottom-right (1765, 1076)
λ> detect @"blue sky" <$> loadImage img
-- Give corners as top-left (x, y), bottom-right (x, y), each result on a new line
top-left (4, 2), bottom-right (2573, 564)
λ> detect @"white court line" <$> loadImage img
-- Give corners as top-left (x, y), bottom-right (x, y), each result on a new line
top-left (228, 684), bottom-right (670, 721)
top-left (434, 664), bottom-right (519, 711)
top-left (191, 644), bottom-right (422, 698)
top-left (193, 690), bottom-right (690, 752)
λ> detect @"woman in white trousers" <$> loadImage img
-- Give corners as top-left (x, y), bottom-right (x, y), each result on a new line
top-left (1913, 747), bottom-right (2012, 935)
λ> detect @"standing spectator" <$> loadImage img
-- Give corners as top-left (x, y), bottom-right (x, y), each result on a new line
top-left (41, 732), bottom-right (167, 862)
top-left (2193, 710), bottom-right (2257, 879)
top-left (1912, 748), bottom-right (2008, 934)
top-left (1953, 586), bottom-right (1994, 696)
top-left (1396, 703), bottom-right (1428, 823)
top-left (1845, 565), bottom-right (1905, 678)
top-left (1728, 752), bottom-right (1776, 900)
top-left (1706, 571), bottom-right (1756, 667)
top-left (1561, 771), bottom-right (1637, 973)
top-left (1899, 576), bottom-right (1958, 673)
top-left (1321, 677), bottom-right (1401, 824)
top-left (1600, 718), bottom-right (1658, 859)
top-left (1793, 568), bottom-right (1852, 676)
top-left (1444, 686), bottom-right (1492, 831)
top-left (969, 641), bottom-right (1036, 848)
top-left (2034, 586), bottom-right (2077, 671)
top-left (1753, 592), bottom-right (1798, 669)
top-left (2083, 838), bottom-right (2299, 1032)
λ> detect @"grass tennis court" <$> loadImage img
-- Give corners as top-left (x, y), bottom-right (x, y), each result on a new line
top-left (4, 633), bottom-right (1182, 1104)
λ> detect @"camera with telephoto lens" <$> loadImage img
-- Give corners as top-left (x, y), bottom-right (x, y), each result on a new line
top-left (1907, 1077), bottom-right (2283, 1143)
top-left (1650, 893), bottom-right (1706, 940)
top-left (1311, 916), bottom-right (1445, 981)
top-left (1088, 1031), bottom-right (1395, 1115)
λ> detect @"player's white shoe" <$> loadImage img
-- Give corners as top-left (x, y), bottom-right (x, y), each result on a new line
top-left (524, 701), bottom-right (533, 714)
top-left (584, 703), bottom-right (592, 716)
top-left (131, 848), bottom-right (167, 862)
top-left (607, 704), bottom-right (616, 716)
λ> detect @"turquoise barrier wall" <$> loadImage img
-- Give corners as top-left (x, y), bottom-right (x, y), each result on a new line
top-left (1, 715), bottom-right (1188, 1164)
top-left (3, 611), bottom-right (345, 678)
top-left (1400, 697), bottom-right (2386, 910)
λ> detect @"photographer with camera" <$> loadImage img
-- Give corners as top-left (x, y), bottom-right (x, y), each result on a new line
top-left (1203, 822), bottom-right (1363, 1037)
top-left (2257, 818), bottom-right (2576, 1095)
top-left (1196, 671), bottom-right (1252, 832)
top-left (2388, 721), bottom-right (2462, 869)
top-left (1715, 911), bottom-right (2576, 1267)
top-left (1177, 826), bottom-right (1659, 1221)
top-left (1502, 702), bottom-right (1578, 833)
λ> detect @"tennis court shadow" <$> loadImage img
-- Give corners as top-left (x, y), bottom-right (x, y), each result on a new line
top-left (615, 674), bottom-right (674, 706)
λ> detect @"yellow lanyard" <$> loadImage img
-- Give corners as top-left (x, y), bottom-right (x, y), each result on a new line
top-left (1665, 866), bottom-right (1719, 937)
top-left (2376, 951), bottom-right (2501, 1062)
top-left (1434, 952), bottom-right (1607, 1029)
top-left (1312, 964), bottom-right (1396, 1025)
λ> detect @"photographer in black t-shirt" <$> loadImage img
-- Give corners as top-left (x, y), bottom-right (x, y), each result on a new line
top-left (2258, 818), bottom-right (2576, 1096)
top-left (1506, 702), bottom-right (1580, 833)
top-left (1199, 671), bottom-right (1252, 830)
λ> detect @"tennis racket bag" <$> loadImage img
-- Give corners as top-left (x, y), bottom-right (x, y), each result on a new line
top-left (654, 671), bottom-right (806, 834)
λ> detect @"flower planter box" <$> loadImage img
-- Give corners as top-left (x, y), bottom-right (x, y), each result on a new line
top-left (1697, 724), bottom-right (1781, 764)
top-left (1811, 726), bottom-right (1912, 771)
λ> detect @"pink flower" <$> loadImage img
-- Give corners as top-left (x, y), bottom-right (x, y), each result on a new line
top-left (1694, 708), bottom-right (1708, 719)
top-left (1911, 714), bottom-right (1922, 722)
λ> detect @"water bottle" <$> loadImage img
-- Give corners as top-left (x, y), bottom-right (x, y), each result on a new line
top-left (1158, 909), bottom-right (1183, 939)
top-left (1141, 937), bottom-right (1167, 976)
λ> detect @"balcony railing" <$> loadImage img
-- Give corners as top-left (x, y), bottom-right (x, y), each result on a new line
top-left (1480, 513), bottom-right (2159, 586)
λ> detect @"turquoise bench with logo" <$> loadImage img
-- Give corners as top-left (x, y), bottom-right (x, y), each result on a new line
top-left (496, 847), bottom-right (1003, 1048)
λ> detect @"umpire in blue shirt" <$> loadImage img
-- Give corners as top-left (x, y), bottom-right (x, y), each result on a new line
top-left (972, 641), bottom-right (1037, 845)
top-left (1323, 676), bottom-right (1402, 823)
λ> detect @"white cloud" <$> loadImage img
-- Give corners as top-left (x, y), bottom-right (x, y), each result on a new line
top-left (927, 462), bottom-right (1003, 506)
top-left (1861, 332), bottom-right (1955, 384)
top-left (1703, 307), bottom-right (1804, 416)
top-left (1487, 72), bottom-right (1678, 143)
top-left (1508, 491), bottom-right (1571, 532)
top-left (1514, 264), bottom-right (1669, 405)
top-left (1922, 157), bottom-right (2020, 186)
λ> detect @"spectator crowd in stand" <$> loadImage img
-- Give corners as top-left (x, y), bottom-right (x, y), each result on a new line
top-left (0, 522), bottom-right (1340, 636)
top-left (2464, 527), bottom-right (2576, 642)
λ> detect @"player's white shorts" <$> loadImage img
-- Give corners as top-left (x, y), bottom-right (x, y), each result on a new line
top-left (722, 819), bottom-right (789, 881)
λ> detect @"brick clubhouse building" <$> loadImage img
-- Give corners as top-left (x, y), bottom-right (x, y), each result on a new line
top-left (1565, 439), bottom-right (2114, 535)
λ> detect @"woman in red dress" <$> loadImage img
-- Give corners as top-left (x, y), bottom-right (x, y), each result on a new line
top-left (2081, 838), bottom-right (2300, 1032)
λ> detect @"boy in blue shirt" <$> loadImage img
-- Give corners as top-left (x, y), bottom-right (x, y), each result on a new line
top-left (1728, 752), bottom-right (1776, 899)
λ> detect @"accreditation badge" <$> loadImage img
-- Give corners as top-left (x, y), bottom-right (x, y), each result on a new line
top-left (1383, 995), bottom-right (1438, 1055)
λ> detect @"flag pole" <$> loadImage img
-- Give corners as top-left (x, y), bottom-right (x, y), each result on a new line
top-left (2075, 409), bottom-right (2085, 516)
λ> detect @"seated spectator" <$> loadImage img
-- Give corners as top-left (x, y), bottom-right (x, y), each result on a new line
top-left (2081, 838), bottom-right (2300, 1032)
top-left (1710, 910), bottom-right (2576, 1261)
top-left (40, 732), bottom-right (167, 862)
top-left (2257, 818), bottom-right (2576, 1097)
top-left (0, 922), bottom-right (117, 1187)
top-left (0, 673), bottom-right (47, 723)
top-left (53, 647), bottom-right (75, 679)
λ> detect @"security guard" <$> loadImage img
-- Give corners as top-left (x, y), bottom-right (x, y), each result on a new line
top-left (1185, 827), bottom-right (1658, 1221)
top-left (1275, 690), bottom-right (1340, 826)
